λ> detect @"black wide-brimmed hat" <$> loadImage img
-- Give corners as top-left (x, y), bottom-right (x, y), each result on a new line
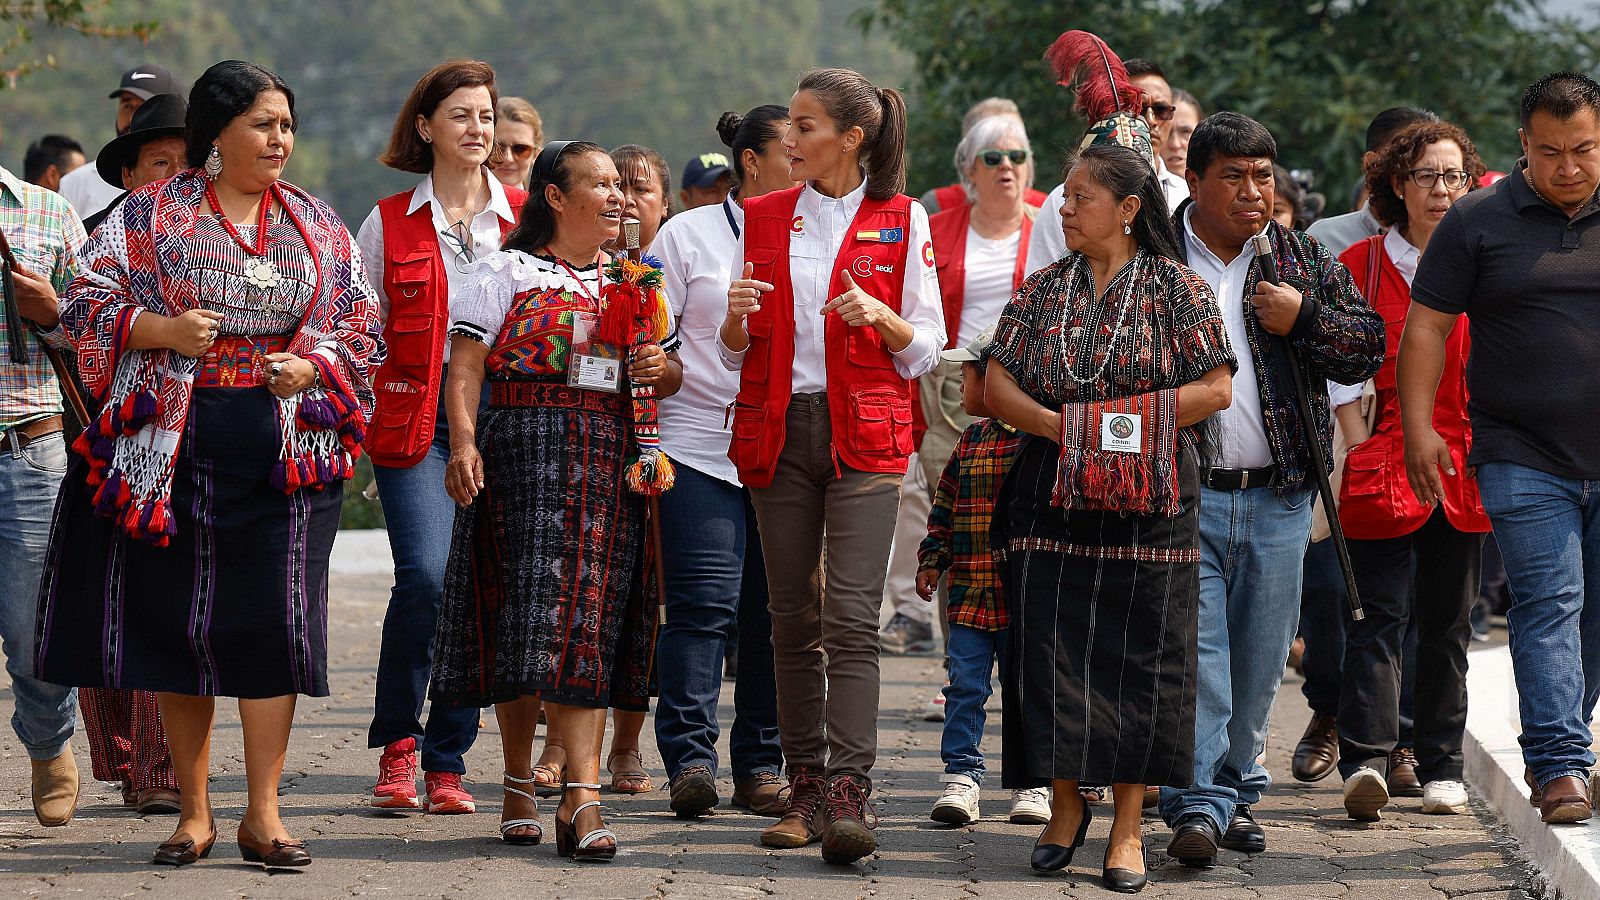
top-left (96, 93), bottom-right (188, 186)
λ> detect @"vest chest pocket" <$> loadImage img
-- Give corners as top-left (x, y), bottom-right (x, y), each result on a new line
top-left (843, 385), bottom-right (913, 456)
top-left (388, 253), bottom-right (433, 303)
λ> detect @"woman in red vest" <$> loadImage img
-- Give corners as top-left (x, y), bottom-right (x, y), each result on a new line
top-left (353, 60), bottom-right (525, 822)
top-left (718, 67), bottom-right (946, 864)
top-left (1333, 119), bottom-right (1489, 822)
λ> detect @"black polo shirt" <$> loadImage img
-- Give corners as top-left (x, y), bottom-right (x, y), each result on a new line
top-left (1412, 160), bottom-right (1600, 479)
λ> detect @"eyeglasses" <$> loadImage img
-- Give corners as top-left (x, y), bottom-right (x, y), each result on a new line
top-left (1141, 102), bottom-right (1176, 122)
top-left (506, 142), bottom-right (536, 160)
top-left (440, 221), bottom-right (475, 271)
top-left (978, 148), bottom-right (1030, 167)
top-left (1407, 168), bottom-right (1472, 190)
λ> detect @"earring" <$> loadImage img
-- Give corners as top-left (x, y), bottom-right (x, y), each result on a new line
top-left (1123, 220), bottom-right (1132, 235)
top-left (422, 135), bottom-right (432, 144)
top-left (204, 146), bottom-right (223, 181)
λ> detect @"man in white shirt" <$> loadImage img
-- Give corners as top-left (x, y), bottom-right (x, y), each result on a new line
top-left (58, 64), bottom-right (182, 220)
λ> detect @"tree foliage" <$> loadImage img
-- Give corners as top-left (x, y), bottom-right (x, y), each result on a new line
top-left (867, 0), bottom-right (1600, 209)
top-left (0, 0), bottom-right (154, 87)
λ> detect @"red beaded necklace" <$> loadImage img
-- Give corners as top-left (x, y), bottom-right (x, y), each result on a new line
top-left (548, 249), bottom-right (603, 305)
top-left (204, 180), bottom-right (276, 256)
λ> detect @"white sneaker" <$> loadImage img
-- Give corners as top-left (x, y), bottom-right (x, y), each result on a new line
top-left (1421, 780), bottom-right (1469, 815)
top-left (1009, 787), bottom-right (1052, 825)
top-left (923, 688), bottom-right (948, 722)
top-left (931, 773), bottom-right (981, 825)
top-left (1343, 766), bottom-right (1389, 821)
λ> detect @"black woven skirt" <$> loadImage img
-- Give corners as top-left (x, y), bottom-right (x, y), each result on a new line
top-left (36, 387), bottom-right (341, 698)
top-left (996, 434), bottom-right (1200, 788)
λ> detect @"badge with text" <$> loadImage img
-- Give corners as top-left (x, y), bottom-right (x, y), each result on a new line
top-left (1100, 411), bottom-right (1142, 454)
top-left (568, 310), bottom-right (624, 393)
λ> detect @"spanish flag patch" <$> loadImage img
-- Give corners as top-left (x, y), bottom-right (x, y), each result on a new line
top-left (855, 227), bottom-right (903, 243)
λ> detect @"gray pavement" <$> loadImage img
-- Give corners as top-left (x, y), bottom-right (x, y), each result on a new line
top-left (0, 572), bottom-right (1547, 898)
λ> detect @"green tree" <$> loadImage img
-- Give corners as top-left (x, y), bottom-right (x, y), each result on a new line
top-left (0, 0), bottom-right (155, 87)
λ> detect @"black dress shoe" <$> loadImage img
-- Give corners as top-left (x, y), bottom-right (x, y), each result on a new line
top-left (1165, 813), bottom-right (1220, 867)
top-left (1030, 794), bottom-right (1093, 873)
top-left (1219, 803), bottom-right (1266, 854)
top-left (1102, 866), bottom-right (1148, 893)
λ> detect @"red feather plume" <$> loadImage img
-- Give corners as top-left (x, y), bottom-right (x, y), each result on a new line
top-left (1045, 30), bottom-right (1143, 121)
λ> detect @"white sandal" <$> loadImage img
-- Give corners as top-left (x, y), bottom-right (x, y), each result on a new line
top-left (556, 782), bottom-right (617, 861)
top-left (499, 772), bottom-right (543, 845)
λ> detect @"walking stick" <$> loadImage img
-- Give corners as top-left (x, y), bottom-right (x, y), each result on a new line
top-left (622, 218), bottom-right (670, 627)
top-left (0, 226), bottom-right (93, 431)
top-left (1251, 234), bottom-right (1365, 622)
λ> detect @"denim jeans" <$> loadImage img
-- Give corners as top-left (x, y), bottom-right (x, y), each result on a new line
top-left (940, 624), bottom-right (1007, 781)
top-left (368, 408), bottom-right (479, 774)
top-left (1160, 484), bottom-right (1313, 833)
top-left (653, 463), bottom-right (782, 782)
top-left (1, 430), bottom-right (76, 761)
top-left (1474, 461), bottom-right (1600, 786)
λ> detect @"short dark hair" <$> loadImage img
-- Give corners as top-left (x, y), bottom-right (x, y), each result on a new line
top-left (185, 60), bottom-right (296, 169)
top-left (381, 59), bottom-right (501, 175)
top-left (23, 134), bottom-right (83, 184)
top-left (1187, 112), bottom-right (1276, 178)
top-left (1123, 59), bottom-right (1166, 82)
top-left (1365, 107), bottom-right (1436, 153)
top-left (502, 140), bottom-right (609, 255)
top-left (611, 143), bottom-right (672, 218)
top-left (1365, 120), bottom-right (1486, 229)
top-left (1272, 165), bottom-right (1306, 230)
top-left (961, 356), bottom-right (989, 376)
top-left (1521, 71), bottom-right (1600, 128)
top-left (1069, 143), bottom-right (1182, 262)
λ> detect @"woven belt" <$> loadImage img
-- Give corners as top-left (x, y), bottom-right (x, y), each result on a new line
top-left (0, 414), bottom-right (64, 451)
top-left (194, 335), bottom-right (292, 389)
top-left (489, 380), bottom-right (627, 415)
top-left (1202, 465), bottom-right (1279, 491)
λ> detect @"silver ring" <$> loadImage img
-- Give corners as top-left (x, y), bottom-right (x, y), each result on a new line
top-left (270, 362), bottom-right (284, 376)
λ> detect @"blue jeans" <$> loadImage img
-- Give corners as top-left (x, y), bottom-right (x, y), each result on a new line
top-left (368, 417), bottom-right (479, 774)
top-left (1474, 461), bottom-right (1600, 786)
top-left (653, 463), bottom-right (782, 782)
top-left (1161, 484), bottom-right (1313, 833)
top-left (1, 429), bottom-right (76, 761)
top-left (940, 624), bottom-right (1007, 781)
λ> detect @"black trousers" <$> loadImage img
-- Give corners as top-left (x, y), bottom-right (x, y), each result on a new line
top-left (1336, 508), bottom-right (1484, 783)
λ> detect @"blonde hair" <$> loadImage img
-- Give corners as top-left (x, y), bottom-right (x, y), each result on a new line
top-left (496, 96), bottom-right (544, 149)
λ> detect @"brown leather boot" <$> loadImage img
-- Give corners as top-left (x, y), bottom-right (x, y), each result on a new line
top-left (1292, 713), bottom-right (1339, 783)
top-left (759, 767), bottom-right (825, 848)
top-left (31, 750), bottom-right (79, 827)
top-left (732, 771), bottom-right (790, 817)
top-left (1387, 748), bottom-right (1423, 798)
top-left (1539, 775), bottom-right (1593, 824)
top-left (819, 774), bottom-right (878, 865)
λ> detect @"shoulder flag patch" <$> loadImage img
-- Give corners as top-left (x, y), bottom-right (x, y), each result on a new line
top-left (855, 227), bottom-right (903, 243)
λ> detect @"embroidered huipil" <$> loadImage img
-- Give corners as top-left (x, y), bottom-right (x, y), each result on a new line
top-left (917, 416), bottom-right (1023, 631)
top-left (0, 167), bottom-right (87, 429)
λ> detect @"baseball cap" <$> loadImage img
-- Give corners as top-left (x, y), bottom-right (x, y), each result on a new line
top-left (110, 64), bottom-right (181, 101)
top-left (680, 152), bottom-right (732, 190)
top-left (940, 323), bottom-right (998, 363)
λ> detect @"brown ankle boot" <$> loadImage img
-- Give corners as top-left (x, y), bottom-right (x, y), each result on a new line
top-left (759, 767), bottom-right (825, 848)
top-left (820, 774), bottom-right (878, 865)
top-left (31, 750), bottom-right (79, 827)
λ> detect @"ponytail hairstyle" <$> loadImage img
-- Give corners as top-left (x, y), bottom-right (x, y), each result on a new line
top-left (795, 67), bottom-right (908, 200)
top-left (502, 139), bottom-right (607, 255)
top-left (717, 104), bottom-right (789, 186)
top-left (1068, 143), bottom-right (1181, 262)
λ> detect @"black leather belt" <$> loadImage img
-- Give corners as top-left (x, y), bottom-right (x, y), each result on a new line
top-left (1202, 465), bottom-right (1279, 491)
top-left (0, 414), bottom-right (63, 452)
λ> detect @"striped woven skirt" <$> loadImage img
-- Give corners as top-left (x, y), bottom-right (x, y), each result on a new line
top-left (996, 434), bottom-right (1200, 788)
top-left (428, 381), bottom-right (653, 711)
top-left (35, 386), bottom-right (340, 698)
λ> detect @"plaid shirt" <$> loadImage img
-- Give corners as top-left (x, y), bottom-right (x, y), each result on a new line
top-left (917, 417), bottom-right (1022, 632)
top-left (0, 166), bottom-right (86, 428)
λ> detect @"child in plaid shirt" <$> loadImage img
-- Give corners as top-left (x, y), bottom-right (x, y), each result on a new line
top-left (915, 326), bottom-right (1046, 826)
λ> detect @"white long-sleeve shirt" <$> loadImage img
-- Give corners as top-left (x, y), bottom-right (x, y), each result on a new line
top-left (716, 177), bottom-right (944, 389)
top-left (1025, 159), bottom-right (1190, 278)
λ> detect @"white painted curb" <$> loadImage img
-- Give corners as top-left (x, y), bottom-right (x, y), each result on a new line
top-left (1464, 644), bottom-right (1600, 900)
top-left (330, 528), bottom-right (395, 576)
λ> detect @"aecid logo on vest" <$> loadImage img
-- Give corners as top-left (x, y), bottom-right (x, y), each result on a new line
top-left (852, 255), bottom-right (894, 280)
top-left (790, 216), bottom-right (805, 234)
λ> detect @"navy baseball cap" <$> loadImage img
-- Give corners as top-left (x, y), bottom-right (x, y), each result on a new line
top-left (681, 152), bottom-right (732, 190)
top-left (110, 64), bottom-right (181, 101)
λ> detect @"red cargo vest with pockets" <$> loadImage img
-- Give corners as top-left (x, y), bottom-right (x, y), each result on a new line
top-left (365, 184), bottom-right (527, 467)
top-left (729, 185), bottom-right (917, 488)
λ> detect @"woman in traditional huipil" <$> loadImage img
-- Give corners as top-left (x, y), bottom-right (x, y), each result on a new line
top-left (35, 60), bottom-right (382, 869)
top-left (985, 143), bottom-right (1234, 890)
top-left (430, 140), bottom-right (679, 860)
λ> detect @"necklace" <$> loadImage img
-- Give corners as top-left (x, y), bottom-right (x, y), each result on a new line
top-left (1523, 168), bottom-right (1599, 214)
top-left (206, 181), bottom-right (284, 313)
top-left (549, 251), bottom-right (602, 305)
top-left (1059, 253), bottom-right (1142, 387)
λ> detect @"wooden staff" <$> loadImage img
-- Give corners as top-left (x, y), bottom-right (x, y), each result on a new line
top-left (623, 217), bottom-right (669, 625)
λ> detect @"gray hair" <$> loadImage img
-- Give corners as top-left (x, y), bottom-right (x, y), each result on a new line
top-left (961, 97), bottom-right (1020, 135)
top-left (954, 114), bottom-right (1032, 202)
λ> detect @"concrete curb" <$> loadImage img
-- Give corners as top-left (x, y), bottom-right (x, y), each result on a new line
top-left (1464, 644), bottom-right (1600, 900)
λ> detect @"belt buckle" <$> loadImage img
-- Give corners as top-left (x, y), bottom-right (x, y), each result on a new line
top-left (1239, 469), bottom-right (1250, 490)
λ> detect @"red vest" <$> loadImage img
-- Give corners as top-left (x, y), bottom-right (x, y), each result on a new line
top-left (728, 186), bottom-right (917, 488)
top-left (931, 181), bottom-right (1048, 213)
top-left (365, 184), bottom-right (526, 467)
top-left (928, 203), bottom-right (1033, 350)
top-left (1335, 235), bottom-right (1488, 539)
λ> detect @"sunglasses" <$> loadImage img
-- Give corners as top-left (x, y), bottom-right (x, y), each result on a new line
top-left (503, 142), bottom-right (536, 160)
top-left (978, 148), bottom-right (1030, 167)
top-left (1142, 102), bottom-right (1176, 122)
top-left (439, 222), bottom-right (475, 271)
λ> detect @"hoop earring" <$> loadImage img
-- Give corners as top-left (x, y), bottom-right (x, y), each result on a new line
top-left (1123, 220), bottom-right (1132, 236)
top-left (204, 146), bottom-right (223, 181)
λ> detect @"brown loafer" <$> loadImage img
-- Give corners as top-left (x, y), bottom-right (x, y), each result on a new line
top-left (732, 771), bottom-right (789, 817)
top-left (1292, 713), bottom-right (1339, 783)
top-left (136, 787), bottom-right (182, 816)
top-left (152, 825), bottom-right (216, 866)
top-left (30, 751), bottom-right (79, 827)
top-left (1538, 775), bottom-right (1593, 824)
top-left (237, 822), bottom-right (312, 867)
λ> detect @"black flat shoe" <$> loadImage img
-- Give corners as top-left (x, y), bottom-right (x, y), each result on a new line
top-left (1165, 812), bottom-right (1220, 868)
top-left (1219, 803), bottom-right (1266, 854)
top-left (1030, 793), bottom-right (1093, 873)
top-left (1102, 867), bottom-right (1148, 893)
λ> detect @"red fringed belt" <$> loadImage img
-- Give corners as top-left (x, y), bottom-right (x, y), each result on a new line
top-left (489, 380), bottom-right (629, 415)
top-left (194, 334), bottom-right (291, 388)
top-left (1054, 388), bottom-right (1182, 517)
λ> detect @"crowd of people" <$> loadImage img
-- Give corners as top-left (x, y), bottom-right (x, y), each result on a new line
top-left (1, 26), bottom-right (1597, 894)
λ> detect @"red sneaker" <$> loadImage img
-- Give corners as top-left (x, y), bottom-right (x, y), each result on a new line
top-left (372, 738), bottom-right (421, 810)
top-left (425, 771), bottom-right (477, 814)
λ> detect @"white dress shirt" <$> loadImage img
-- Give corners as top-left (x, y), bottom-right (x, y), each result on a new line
top-left (958, 226), bottom-right (1020, 346)
top-left (1025, 158), bottom-right (1191, 278)
top-left (355, 169), bottom-right (516, 363)
top-left (1182, 204), bottom-right (1274, 469)
top-left (1383, 225), bottom-right (1420, 286)
top-left (58, 162), bottom-right (123, 220)
top-left (654, 198), bottom-right (746, 485)
top-left (717, 177), bottom-right (945, 390)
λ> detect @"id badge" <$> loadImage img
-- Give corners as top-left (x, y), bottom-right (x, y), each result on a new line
top-left (1100, 411), bottom-right (1142, 454)
top-left (567, 311), bottom-right (624, 394)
